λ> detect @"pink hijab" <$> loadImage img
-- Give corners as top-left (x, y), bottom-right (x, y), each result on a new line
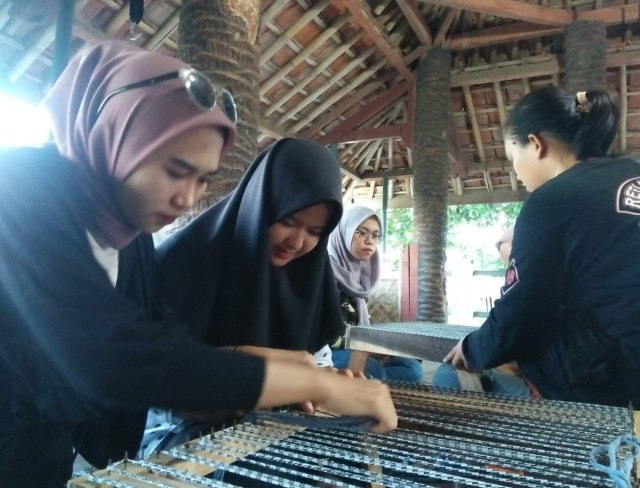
top-left (42, 40), bottom-right (236, 249)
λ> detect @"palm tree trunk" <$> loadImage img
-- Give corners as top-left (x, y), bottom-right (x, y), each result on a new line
top-left (412, 47), bottom-right (452, 323)
top-left (563, 20), bottom-right (607, 92)
top-left (178, 0), bottom-right (261, 202)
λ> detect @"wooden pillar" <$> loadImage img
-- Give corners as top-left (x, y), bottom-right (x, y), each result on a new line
top-left (412, 47), bottom-right (452, 323)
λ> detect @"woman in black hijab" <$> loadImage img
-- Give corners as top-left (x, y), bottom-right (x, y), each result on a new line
top-left (157, 137), bottom-right (345, 354)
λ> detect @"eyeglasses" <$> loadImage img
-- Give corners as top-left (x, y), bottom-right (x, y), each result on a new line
top-left (94, 67), bottom-right (237, 125)
top-left (354, 229), bottom-right (383, 243)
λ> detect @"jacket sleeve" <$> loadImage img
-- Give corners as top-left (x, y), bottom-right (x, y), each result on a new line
top-left (0, 149), bottom-right (265, 427)
top-left (462, 189), bottom-right (568, 369)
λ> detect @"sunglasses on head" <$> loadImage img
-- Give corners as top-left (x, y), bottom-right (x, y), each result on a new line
top-left (94, 67), bottom-right (237, 125)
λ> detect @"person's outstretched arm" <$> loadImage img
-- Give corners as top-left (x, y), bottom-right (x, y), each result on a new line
top-left (257, 359), bottom-right (397, 434)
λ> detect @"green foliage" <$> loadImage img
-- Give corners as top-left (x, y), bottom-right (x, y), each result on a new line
top-left (381, 202), bottom-right (523, 272)
top-left (448, 202), bottom-right (523, 228)
top-left (383, 207), bottom-right (414, 248)
top-left (383, 202), bottom-right (522, 247)
top-left (446, 202), bottom-right (522, 270)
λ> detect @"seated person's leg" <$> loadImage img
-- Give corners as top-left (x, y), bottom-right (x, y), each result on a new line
top-left (432, 362), bottom-right (461, 389)
top-left (484, 368), bottom-right (532, 397)
top-left (363, 356), bottom-right (386, 379)
top-left (331, 349), bottom-right (386, 379)
top-left (433, 363), bottom-right (532, 398)
top-left (383, 357), bottom-right (423, 382)
top-left (330, 349), bottom-right (351, 370)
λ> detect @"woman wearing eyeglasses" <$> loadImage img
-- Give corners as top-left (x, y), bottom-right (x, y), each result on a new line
top-left (0, 42), bottom-right (396, 486)
top-left (328, 206), bottom-right (424, 382)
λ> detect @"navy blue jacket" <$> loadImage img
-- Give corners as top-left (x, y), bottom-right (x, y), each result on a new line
top-left (463, 157), bottom-right (640, 407)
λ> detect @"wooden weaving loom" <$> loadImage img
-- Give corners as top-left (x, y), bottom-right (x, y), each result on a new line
top-left (69, 383), bottom-right (639, 487)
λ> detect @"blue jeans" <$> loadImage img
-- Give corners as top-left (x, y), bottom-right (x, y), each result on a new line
top-left (432, 363), bottom-right (531, 397)
top-left (332, 349), bottom-right (424, 382)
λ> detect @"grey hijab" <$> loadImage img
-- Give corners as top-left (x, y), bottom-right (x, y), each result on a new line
top-left (327, 206), bottom-right (381, 325)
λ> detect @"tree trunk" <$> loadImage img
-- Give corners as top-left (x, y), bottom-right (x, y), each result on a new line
top-left (563, 20), bottom-right (607, 92)
top-left (412, 47), bottom-right (452, 323)
top-left (178, 0), bottom-right (261, 203)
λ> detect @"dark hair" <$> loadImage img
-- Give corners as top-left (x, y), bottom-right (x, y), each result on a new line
top-left (505, 86), bottom-right (618, 160)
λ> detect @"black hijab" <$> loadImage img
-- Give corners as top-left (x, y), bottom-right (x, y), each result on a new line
top-left (157, 138), bottom-right (344, 352)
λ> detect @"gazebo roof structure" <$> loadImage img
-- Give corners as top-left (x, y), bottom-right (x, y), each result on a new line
top-left (1, 0), bottom-right (638, 206)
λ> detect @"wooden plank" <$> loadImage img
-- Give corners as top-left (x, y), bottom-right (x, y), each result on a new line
top-left (330, 124), bottom-right (406, 145)
top-left (397, 0), bottom-right (432, 46)
top-left (317, 82), bottom-right (409, 145)
top-left (362, 168), bottom-right (413, 180)
top-left (447, 22), bottom-right (562, 51)
top-left (451, 58), bottom-right (560, 87)
top-left (579, 3), bottom-right (640, 25)
top-left (273, 44), bottom-right (376, 122)
top-left (259, 0), bottom-right (331, 66)
top-left (343, 0), bottom-right (415, 82)
top-left (462, 85), bottom-right (486, 163)
top-left (340, 163), bottom-right (365, 184)
top-left (265, 35), bottom-right (364, 116)
top-left (289, 58), bottom-right (388, 133)
top-left (620, 65), bottom-right (628, 153)
top-left (259, 12), bottom-right (350, 96)
top-left (300, 75), bottom-right (392, 138)
top-left (424, 0), bottom-right (573, 26)
top-left (433, 8), bottom-right (459, 47)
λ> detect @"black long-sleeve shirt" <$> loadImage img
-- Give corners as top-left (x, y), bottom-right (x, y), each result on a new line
top-left (0, 146), bottom-right (265, 468)
top-left (463, 157), bottom-right (640, 407)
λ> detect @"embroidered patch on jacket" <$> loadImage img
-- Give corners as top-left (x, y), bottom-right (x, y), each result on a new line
top-left (500, 259), bottom-right (519, 295)
top-left (616, 177), bottom-right (640, 215)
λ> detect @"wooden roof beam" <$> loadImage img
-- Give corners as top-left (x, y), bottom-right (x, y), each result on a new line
top-left (462, 85), bottom-right (486, 163)
top-left (261, 0), bottom-right (291, 25)
top-left (259, 12), bottom-right (350, 96)
top-left (447, 22), bottom-right (562, 51)
top-left (433, 8), bottom-right (459, 47)
top-left (619, 65), bottom-right (628, 153)
top-left (332, 124), bottom-right (407, 145)
top-left (342, 0), bottom-right (415, 83)
top-left (397, 0), bottom-right (432, 46)
top-left (362, 168), bottom-right (413, 180)
top-left (340, 163), bottom-right (366, 184)
top-left (143, 10), bottom-right (179, 51)
top-left (259, 0), bottom-right (331, 67)
top-left (354, 139), bottom-right (386, 174)
top-left (451, 57), bottom-right (560, 86)
top-left (288, 58), bottom-right (388, 133)
top-left (274, 43), bottom-right (374, 123)
top-left (300, 76), bottom-right (392, 138)
top-left (361, 157), bottom-right (518, 180)
top-left (267, 34), bottom-right (366, 117)
top-left (317, 82), bottom-right (409, 145)
top-left (258, 120), bottom-right (289, 140)
top-left (579, 4), bottom-right (640, 25)
top-left (425, 0), bottom-right (572, 26)
top-left (9, 25), bottom-right (55, 82)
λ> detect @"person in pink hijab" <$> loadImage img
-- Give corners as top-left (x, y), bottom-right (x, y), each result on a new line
top-left (0, 41), bottom-right (396, 486)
